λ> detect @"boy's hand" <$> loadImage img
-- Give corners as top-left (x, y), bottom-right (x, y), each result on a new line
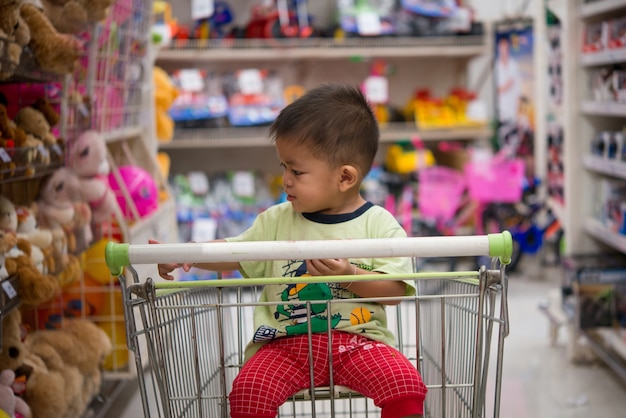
top-left (306, 258), bottom-right (353, 277)
top-left (148, 239), bottom-right (193, 280)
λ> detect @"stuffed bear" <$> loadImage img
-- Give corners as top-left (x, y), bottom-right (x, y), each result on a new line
top-left (0, 104), bottom-right (35, 178)
top-left (19, 2), bottom-right (83, 75)
top-left (0, 0), bottom-right (31, 81)
top-left (0, 196), bottom-right (46, 275)
top-left (0, 195), bottom-right (60, 306)
top-left (0, 309), bottom-right (112, 418)
top-left (26, 318), bottom-right (112, 416)
top-left (38, 0), bottom-right (88, 35)
top-left (35, 167), bottom-right (94, 254)
top-left (15, 205), bottom-right (54, 275)
top-left (14, 105), bottom-right (58, 147)
top-left (39, 0), bottom-right (114, 35)
top-left (153, 66), bottom-right (179, 143)
top-left (68, 130), bottom-right (120, 240)
top-left (0, 369), bottom-right (31, 418)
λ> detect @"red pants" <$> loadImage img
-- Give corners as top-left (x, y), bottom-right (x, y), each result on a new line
top-left (229, 331), bottom-right (426, 418)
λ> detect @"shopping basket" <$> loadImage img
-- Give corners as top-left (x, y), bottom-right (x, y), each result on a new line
top-left (106, 232), bottom-right (513, 418)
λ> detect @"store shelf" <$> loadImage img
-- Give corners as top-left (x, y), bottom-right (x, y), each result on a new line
top-left (156, 35), bottom-right (487, 65)
top-left (583, 154), bottom-right (626, 179)
top-left (102, 126), bottom-right (145, 144)
top-left (160, 124), bottom-right (491, 150)
top-left (584, 217), bottom-right (626, 254)
top-left (579, 0), bottom-right (626, 18)
top-left (580, 100), bottom-right (626, 117)
top-left (583, 328), bottom-right (626, 383)
top-left (580, 47), bottom-right (626, 66)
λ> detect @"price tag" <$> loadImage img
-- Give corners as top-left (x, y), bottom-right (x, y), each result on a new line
top-left (192, 218), bottom-right (217, 243)
top-left (356, 11), bottom-right (382, 36)
top-left (2, 279), bottom-right (17, 299)
top-left (0, 148), bottom-right (11, 163)
top-left (237, 69), bottom-right (264, 95)
top-left (38, 145), bottom-right (50, 160)
top-left (363, 76), bottom-right (388, 104)
top-left (232, 171), bottom-right (255, 198)
top-left (51, 144), bottom-right (63, 156)
top-left (188, 171), bottom-right (209, 195)
top-left (191, 0), bottom-right (214, 20)
top-left (178, 69), bottom-right (205, 93)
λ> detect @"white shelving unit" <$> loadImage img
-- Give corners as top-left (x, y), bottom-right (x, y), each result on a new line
top-left (562, 0), bottom-right (626, 254)
top-left (553, 0), bottom-right (626, 382)
top-left (156, 34), bottom-right (492, 175)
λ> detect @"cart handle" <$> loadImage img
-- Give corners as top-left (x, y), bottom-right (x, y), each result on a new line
top-left (106, 231), bottom-right (512, 276)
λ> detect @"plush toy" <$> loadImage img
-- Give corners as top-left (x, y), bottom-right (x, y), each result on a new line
top-left (0, 195), bottom-right (46, 276)
top-left (0, 196), bottom-right (61, 306)
top-left (19, 2), bottom-right (83, 75)
top-left (0, 369), bottom-right (31, 418)
top-left (68, 130), bottom-right (120, 239)
top-left (15, 205), bottom-right (54, 275)
top-left (0, 0), bottom-right (31, 81)
top-left (0, 309), bottom-right (112, 418)
top-left (39, 0), bottom-right (114, 35)
top-left (0, 104), bottom-right (36, 178)
top-left (36, 167), bottom-right (93, 256)
top-left (14, 105), bottom-right (58, 147)
top-left (25, 318), bottom-right (112, 418)
top-left (153, 66), bottom-right (179, 143)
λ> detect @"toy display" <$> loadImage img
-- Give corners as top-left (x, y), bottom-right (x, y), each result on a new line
top-left (223, 68), bottom-right (284, 126)
top-left (169, 70), bottom-right (227, 129)
top-left (246, 0), bottom-right (313, 39)
top-left (337, 0), bottom-right (397, 37)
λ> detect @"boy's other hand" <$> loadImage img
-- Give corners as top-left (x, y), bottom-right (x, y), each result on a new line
top-left (306, 258), bottom-right (352, 277)
top-left (148, 239), bottom-right (194, 280)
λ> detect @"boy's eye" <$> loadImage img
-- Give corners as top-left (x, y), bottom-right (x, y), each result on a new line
top-left (291, 170), bottom-right (302, 176)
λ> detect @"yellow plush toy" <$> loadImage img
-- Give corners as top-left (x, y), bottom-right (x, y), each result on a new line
top-left (153, 66), bottom-right (179, 143)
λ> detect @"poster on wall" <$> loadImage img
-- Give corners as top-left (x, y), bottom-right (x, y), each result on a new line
top-left (494, 20), bottom-right (535, 182)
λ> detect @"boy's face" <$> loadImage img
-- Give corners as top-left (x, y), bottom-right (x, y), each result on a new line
top-left (276, 138), bottom-right (347, 214)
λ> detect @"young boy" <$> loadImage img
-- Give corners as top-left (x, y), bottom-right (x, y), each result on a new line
top-left (154, 83), bottom-right (427, 418)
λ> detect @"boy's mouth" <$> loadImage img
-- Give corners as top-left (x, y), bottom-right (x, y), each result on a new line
top-left (287, 194), bottom-right (295, 202)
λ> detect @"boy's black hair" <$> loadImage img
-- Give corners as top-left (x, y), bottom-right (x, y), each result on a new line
top-left (269, 83), bottom-right (379, 177)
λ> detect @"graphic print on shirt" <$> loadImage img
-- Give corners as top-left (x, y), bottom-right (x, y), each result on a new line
top-left (252, 260), bottom-right (375, 343)
top-left (273, 259), bottom-right (342, 336)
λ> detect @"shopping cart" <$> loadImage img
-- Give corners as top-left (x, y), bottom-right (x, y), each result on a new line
top-left (106, 232), bottom-right (512, 418)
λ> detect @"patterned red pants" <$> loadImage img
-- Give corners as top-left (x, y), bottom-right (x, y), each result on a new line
top-left (229, 331), bottom-right (427, 418)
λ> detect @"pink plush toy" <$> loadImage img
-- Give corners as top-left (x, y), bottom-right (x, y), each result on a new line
top-left (36, 167), bottom-right (93, 255)
top-left (0, 369), bottom-right (31, 418)
top-left (68, 130), bottom-right (119, 239)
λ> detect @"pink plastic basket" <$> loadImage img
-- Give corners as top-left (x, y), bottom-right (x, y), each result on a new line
top-left (465, 158), bottom-right (525, 203)
top-left (418, 166), bottom-right (466, 222)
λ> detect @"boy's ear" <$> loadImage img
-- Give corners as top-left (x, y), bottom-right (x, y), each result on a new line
top-left (338, 164), bottom-right (359, 191)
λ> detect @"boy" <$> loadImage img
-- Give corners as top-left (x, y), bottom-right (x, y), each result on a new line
top-left (154, 83), bottom-right (427, 418)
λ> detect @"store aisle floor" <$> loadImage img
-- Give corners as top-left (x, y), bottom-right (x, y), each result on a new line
top-left (100, 257), bottom-right (626, 418)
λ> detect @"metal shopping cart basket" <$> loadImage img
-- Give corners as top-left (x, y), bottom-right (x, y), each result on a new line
top-left (105, 232), bottom-right (512, 418)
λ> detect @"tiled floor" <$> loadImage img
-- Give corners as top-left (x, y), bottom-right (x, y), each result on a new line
top-left (99, 256), bottom-right (626, 417)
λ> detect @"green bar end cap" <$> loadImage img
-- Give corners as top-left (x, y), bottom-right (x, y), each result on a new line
top-left (105, 242), bottom-right (130, 276)
top-left (488, 231), bottom-right (513, 265)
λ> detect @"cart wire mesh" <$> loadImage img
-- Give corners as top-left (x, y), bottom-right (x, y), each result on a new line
top-left (107, 234), bottom-right (511, 418)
